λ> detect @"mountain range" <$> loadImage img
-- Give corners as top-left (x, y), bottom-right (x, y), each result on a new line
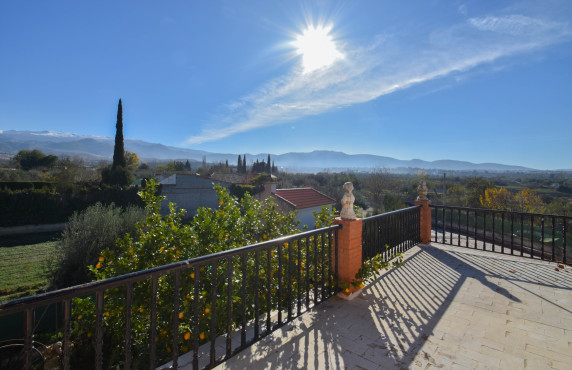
top-left (0, 130), bottom-right (540, 173)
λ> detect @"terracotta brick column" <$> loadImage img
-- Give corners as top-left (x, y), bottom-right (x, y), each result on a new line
top-left (414, 181), bottom-right (431, 245)
top-left (333, 217), bottom-right (363, 300)
top-left (415, 199), bottom-right (432, 245)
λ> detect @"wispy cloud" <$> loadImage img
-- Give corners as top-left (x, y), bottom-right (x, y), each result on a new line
top-left (185, 13), bottom-right (571, 145)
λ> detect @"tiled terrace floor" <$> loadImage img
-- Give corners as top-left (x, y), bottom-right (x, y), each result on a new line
top-left (213, 242), bottom-right (572, 369)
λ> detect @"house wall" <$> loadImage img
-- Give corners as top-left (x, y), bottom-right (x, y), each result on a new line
top-left (160, 174), bottom-right (227, 216)
top-left (297, 205), bottom-right (333, 229)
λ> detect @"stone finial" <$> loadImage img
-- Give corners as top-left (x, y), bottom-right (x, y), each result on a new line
top-left (417, 180), bottom-right (429, 201)
top-left (340, 182), bottom-right (357, 220)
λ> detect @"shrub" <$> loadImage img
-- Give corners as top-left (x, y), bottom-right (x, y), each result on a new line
top-left (48, 203), bottom-right (146, 290)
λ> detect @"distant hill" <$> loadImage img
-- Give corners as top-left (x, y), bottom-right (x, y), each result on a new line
top-left (0, 130), bottom-right (539, 173)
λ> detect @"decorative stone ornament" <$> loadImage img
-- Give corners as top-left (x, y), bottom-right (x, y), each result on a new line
top-left (417, 180), bottom-right (429, 201)
top-left (340, 182), bottom-right (357, 220)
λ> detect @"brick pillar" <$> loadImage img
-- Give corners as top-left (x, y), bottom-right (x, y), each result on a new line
top-left (415, 199), bottom-right (431, 245)
top-left (333, 217), bottom-right (363, 300)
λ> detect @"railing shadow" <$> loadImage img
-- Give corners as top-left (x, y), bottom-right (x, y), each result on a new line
top-left (213, 241), bottom-right (572, 369)
top-left (356, 245), bottom-right (523, 367)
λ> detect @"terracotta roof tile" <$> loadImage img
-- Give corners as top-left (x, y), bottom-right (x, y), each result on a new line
top-left (274, 188), bottom-right (336, 209)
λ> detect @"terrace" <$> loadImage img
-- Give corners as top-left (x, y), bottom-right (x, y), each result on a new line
top-left (214, 242), bottom-right (572, 369)
top-left (0, 182), bottom-right (570, 369)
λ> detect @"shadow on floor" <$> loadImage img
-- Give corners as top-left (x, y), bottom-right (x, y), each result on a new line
top-left (215, 243), bottom-right (571, 369)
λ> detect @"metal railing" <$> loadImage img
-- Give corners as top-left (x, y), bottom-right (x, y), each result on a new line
top-left (0, 225), bottom-right (340, 370)
top-left (362, 206), bottom-right (421, 262)
top-left (431, 205), bottom-right (570, 265)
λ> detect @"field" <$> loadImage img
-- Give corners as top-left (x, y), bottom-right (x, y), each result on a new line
top-left (0, 232), bottom-right (59, 302)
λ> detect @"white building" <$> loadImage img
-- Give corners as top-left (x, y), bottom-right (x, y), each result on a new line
top-left (159, 173), bottom-right (229, 216)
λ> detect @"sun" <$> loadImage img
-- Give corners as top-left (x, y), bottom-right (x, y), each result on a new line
top-left (294, 24), bottom-right (343, 73)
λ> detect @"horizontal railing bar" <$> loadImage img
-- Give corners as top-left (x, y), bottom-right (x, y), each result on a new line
top-left (430, 205), bottom-right (572, 220)
top-left (363, 205), bottom-right (421, 222)
top-left (0, 225), bottom-right (341, 316)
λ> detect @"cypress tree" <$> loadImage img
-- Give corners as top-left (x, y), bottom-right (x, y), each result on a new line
top-left (267, 154), bottom-right (271, 173)
top-left (103, 98), bottom-right (132, 186)
top-left (242, 155), bottom-right (247, 173)
top-left (237, 155), bottom-right (242, 172)
top-left (112, 99), bottom-right (126, 169)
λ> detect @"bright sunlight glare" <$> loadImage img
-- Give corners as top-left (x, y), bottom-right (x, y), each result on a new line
top-left (294, 24), bottom-right (343, 73)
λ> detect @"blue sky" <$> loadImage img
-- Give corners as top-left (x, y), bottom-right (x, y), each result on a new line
top-left (1, 0), bottom-right (571, 170)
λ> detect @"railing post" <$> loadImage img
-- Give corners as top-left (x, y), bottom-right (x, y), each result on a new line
top-left (414, 180), bottom-right (432, 246)
top-left (334, 182), bottom-right (363, 300)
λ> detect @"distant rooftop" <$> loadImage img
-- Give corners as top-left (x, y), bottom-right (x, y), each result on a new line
top-left (274, 188), bottom-right (336, 209)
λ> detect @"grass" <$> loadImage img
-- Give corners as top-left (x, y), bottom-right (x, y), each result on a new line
top-left (0, 232), bottom-right (60, 302)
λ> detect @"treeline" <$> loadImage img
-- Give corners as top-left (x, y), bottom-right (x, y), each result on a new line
top-left (277, 171), bottom-right (572, 216)
top-left (278, 170), bottom-right (414, 215)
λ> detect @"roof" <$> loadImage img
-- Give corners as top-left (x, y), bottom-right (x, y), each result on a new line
top-left (274, 188), bottom-right (336, 210)
top-left (210, 173), bottom-right (253, 184)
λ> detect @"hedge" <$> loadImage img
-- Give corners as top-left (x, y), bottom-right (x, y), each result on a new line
top-left (0, 183), bottom-right (144, 227)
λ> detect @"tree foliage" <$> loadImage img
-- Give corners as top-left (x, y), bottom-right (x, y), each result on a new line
top-left (157, 161), bottom-right (186, 172)
top-left (101, 165), bottom-right (133, 186)
top-left (90, 177), bottom-right (300, 274)
top-left (362, 169), bottom-right (399, 213)
top-left (13, 149), bottom-right (58, 170)
top-left (480, 187), bottom-right (544, 213)
top-left (229, 173), bottom-right (272, 199)
top-left (125, 151), bottom-right (140, 170)
top-left (464, 177), bottom-right (494, 208)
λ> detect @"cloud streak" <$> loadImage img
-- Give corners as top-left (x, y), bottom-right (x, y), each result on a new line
top-left (185, 13), bottom-right (571, 145)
